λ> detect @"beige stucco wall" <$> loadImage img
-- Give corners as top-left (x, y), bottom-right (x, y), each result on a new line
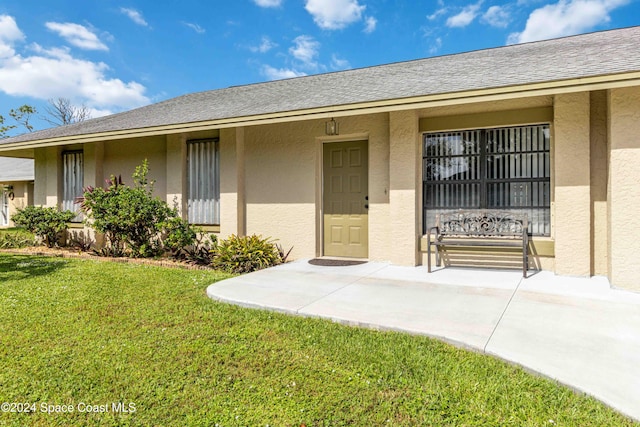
top-left (389, 110), bottom-right (420, 265)
top-left (103, 136), bottom-right (167, 199)
top-left (553, 92), bottom-right (591, 276)
top-left (219, 127), bottom-right (243, 237)
top-left (590, 91), bottom-right (609, 276)
top-left (240, 113), bottom-right (390, 261)
top-left (1, 181), bottom-right (32, 227)
top-left (418, 96), bottom-right (554, 121)
top-left (608, 86), bottom-right (640, 291)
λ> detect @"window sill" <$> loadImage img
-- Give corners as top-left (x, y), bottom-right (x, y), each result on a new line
top-left (192, 224), bottom-right (220, 233)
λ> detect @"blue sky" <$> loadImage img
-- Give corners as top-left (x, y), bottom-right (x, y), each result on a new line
top-left (0, 0), bottom-right (638, 134)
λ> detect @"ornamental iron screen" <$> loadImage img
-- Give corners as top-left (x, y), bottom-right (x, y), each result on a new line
top-left (423, 124), bottom-right (550, 236)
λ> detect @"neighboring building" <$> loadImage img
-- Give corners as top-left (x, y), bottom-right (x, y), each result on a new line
top-left (1, 27), bottom-right (639, 290)
top-left (0, 157), bottom-right (34, 227)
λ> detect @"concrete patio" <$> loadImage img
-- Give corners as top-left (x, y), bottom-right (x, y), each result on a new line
top-left (207, 260), bottom-right (640, 421)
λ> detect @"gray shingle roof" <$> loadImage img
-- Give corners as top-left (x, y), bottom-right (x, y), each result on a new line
top-left (2, 26), bottom-right (640, 146)
top-left (0, 157), bottom-right (34, 181)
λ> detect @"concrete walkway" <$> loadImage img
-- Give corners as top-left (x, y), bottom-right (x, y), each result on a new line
top-left (206, 260), bottom-right (640, 421)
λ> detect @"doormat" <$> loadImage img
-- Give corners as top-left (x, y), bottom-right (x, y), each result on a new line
top-left (308, 258), bottom-right (367, 267)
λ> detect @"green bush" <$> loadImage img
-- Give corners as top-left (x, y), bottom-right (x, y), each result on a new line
top-left (211, 234), bottom-right (282, 273)
top-left (163, 216), bottom-right (198, 256)
top-left (11, 206), bottom-right (75, 247)
top-left (80, 160), bottom-right (175, 257)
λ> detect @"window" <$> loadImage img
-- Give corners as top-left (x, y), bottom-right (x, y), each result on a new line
top-left (187, 139), bottom-right (220, 225)
top-left (423, 124), bottom-right (551, 236)
top-left (62, 151), bottom-right (84, 221)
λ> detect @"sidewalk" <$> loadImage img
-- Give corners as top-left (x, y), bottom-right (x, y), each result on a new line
top-left (206, 260), bottom-right (640, 421)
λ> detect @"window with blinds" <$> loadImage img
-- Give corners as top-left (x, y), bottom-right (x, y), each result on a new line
top-left (187, 139), bottom-right (220, 225)
top-left (423, 124), bottom-right (551, 236)
top-left (62, 151), bottom-right (84, 221)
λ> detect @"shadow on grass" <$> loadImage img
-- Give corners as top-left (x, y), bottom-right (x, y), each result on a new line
top-left (0, 254), bottom-right (69, 281)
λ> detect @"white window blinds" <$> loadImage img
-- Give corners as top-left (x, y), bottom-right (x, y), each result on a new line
top-left (187, 139), bottom-right (220, 225)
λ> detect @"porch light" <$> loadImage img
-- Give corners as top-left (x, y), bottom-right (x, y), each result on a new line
top-left (325, 118), bottom-right (339, 136)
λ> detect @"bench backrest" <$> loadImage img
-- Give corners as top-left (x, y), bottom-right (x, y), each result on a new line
top-left (436, 210), bottom-right (528, 239)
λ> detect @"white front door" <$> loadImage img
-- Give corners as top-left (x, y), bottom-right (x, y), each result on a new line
top-left (1, 191), bottom-right (8, 227)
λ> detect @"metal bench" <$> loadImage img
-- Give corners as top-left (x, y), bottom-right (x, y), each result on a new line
top-left (427, 210), bottom-right (529, 277)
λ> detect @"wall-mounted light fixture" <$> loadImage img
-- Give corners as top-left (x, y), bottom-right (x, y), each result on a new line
top-left (325, 118), bottom-right (339, 136)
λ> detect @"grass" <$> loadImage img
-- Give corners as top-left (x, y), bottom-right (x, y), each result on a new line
top-left (0, 254), bottom-right (636, 427)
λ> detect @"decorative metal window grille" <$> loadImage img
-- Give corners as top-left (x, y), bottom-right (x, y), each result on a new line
top-left (187, 139), bottom-right (220, 225)
top-left (423, 124), bottom-right (551, 236)
top-left (62, 151), bottom-right (84, 221)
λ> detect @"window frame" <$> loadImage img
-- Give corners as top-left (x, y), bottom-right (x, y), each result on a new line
top-left (422, 123), bottom-right (551, 236)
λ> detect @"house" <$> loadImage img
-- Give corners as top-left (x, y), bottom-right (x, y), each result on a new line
top-left (1, 26), bottom-right (639, 290)
top-left (0, 157), bottom-right (34, 227)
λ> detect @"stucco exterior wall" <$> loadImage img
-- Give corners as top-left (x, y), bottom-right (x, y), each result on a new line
top-left (1, 181), bottom-right (31, 227)
top-left (103, 136), bottom-right (167, 199)
top-left (389, 110), bottom-right (420, 266)
top-left (590, 91), bottom-right (609, 276)
top-left (418, 96), bottom-right (554, 121)
top-left (219, 127), bottom-right (243, 237)
top-left (553, 92), bottom-right (591, 276)
top-left (244, 120), bottom-right (317, 259)
top-left (241, 114), bottom-right (390, 261)
top-left (608, 86), bottom-right (640, 291)
top-left (166, 134), bottom-right (185, 215)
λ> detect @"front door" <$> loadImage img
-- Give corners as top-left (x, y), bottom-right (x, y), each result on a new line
top-left (323, 140), bottom-right (368, 258)
top-left (1, 191), bottom-right (8, 227)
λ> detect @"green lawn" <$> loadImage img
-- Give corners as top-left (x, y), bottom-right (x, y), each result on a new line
top-left (0, 254), bottom-right (636, 426)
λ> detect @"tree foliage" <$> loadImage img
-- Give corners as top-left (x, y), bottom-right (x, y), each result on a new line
top-left (0, 105), bottom-right (37, 138)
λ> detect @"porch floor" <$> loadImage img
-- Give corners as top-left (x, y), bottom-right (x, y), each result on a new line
top-left (207, 260), bottom-right (640, 422)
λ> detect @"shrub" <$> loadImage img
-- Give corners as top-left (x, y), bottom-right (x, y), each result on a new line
top-left (211, 234), bottom-right (283, 274)
top-left (80, 160), bottom-right (175, 257)
top-left (11, 206), bottom-right (75, 247)
top-left (163, 216), bottom-right (198, 256)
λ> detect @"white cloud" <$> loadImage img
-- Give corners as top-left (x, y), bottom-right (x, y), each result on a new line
top-left (305, 0), bottom-right (366, 30)
top-left (364, 16), bottom-right (377, 33)
top-left (250, 36), bottom-right (277, 53)
top-left (446, 1), bottom-right (484, 28)
top-left (261, 65), bottom-right (306, 80)
top-left (330, 54), bottom-right (350, 70)
top-left (289, 35), bottom-right (320, 68)
top-left (508, 0), bottom-right (629, 43)
top-left (120, 7), bottom-right (149, 27)
top-left (0, 18), bottom-right (149, 112)
top-left (183, 22), bottom-right (205, 34)
top-left (428, 8), bottom-right (448, 20)
top-left (0, 15), bottom-right (25, 58)
top-left (429, 37), bottom-right (443, 54)
top-left (45, 22), bottom-right (108, 51)
top-left (482, 5), bottom-right (510, 28)
top-left (253, 0), bottom-right (283, 6)
top-left (428, 0), bottom-right (448, 21)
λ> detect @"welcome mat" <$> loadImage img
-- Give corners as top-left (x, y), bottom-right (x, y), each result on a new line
top-left (308, 258), bottom-right (367, 267)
